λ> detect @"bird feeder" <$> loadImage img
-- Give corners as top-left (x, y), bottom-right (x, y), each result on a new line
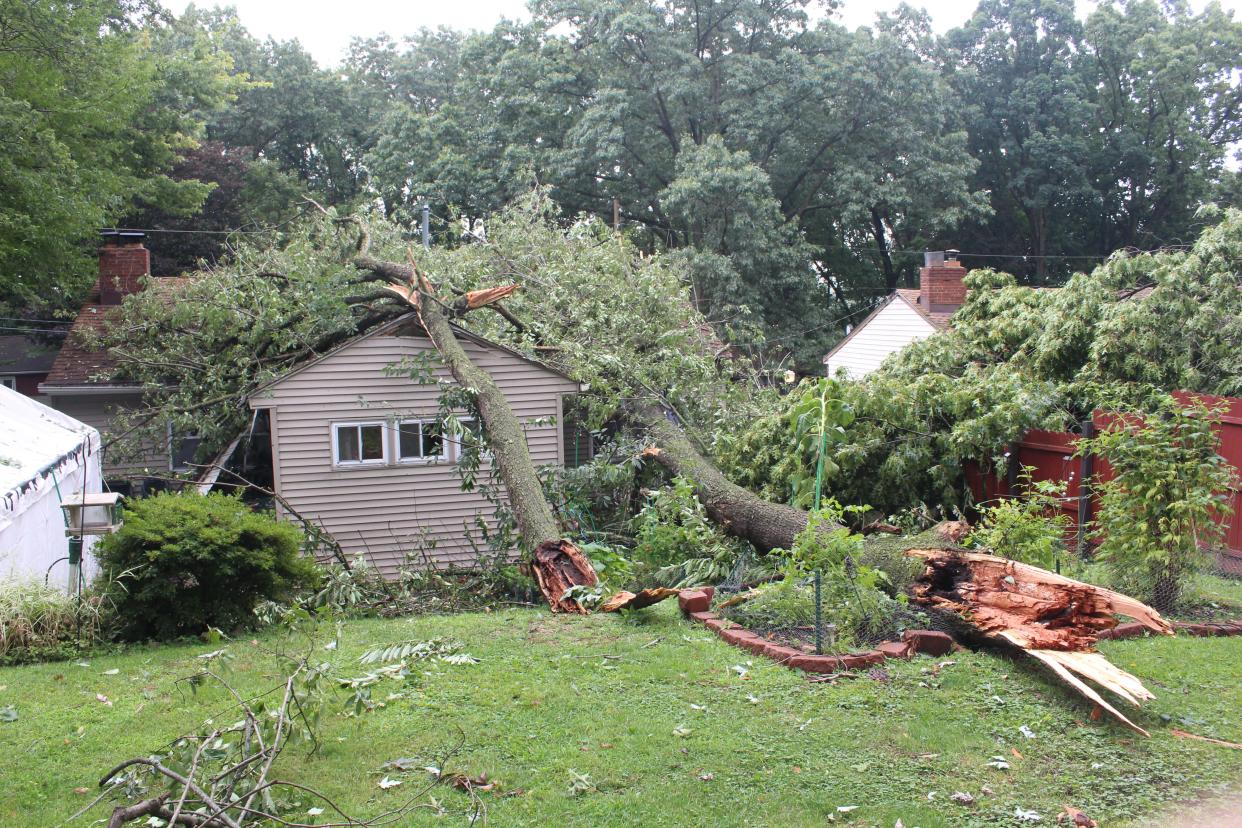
top-left (61, 492), bottom-right (123, 537)
top-left (60, 492), bottom-right (123, 592)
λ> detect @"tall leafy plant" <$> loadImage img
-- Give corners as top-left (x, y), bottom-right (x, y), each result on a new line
top-left (1079, 393), bottom-right (1234, 611)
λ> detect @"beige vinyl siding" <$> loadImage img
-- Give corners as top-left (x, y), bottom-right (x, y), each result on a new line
top-left (251, 329), bottom-right (579, 577)
top-left (46, 391), bottom-right (168, 480)
top-left (824, 298), bottom-right (938, 379)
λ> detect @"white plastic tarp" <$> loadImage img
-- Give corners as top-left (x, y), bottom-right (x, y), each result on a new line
top-left (0, 386), bottom-right (103, 588)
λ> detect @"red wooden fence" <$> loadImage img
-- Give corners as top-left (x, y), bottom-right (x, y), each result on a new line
top-left (965, 392), bottom-right (1242, 575)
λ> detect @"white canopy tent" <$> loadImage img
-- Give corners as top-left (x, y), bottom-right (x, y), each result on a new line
top-left (0, 385), bottom-right (103, 589)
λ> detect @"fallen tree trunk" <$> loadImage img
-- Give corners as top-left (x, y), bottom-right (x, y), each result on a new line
top-left (636, 403), bottom-right (827, 552)
top-left (905, 548), bottom-right (1173, 735)
top-left (355, 253), bottom-right (597, 612)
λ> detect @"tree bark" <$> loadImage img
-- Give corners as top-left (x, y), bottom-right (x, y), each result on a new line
top-left (905, 548), bottom-right (1173, 735)
top-left (633, 402), bottom-right (825, 552)
top-left (356, 256), bottom-right (598, 612)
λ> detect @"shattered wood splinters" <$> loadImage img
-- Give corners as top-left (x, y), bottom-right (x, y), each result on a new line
top-left (905, 549), bottom-right (1173, 735)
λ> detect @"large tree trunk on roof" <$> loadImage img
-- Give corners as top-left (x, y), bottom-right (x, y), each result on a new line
top-left (354, 252), bottom-right (598, 613)
top-left (635, 402), bottom-right (828, 552)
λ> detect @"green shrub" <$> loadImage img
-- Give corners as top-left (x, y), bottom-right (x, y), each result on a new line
top-left (1079, 393), bottom-right (1234, 612)
top-left (966, 468), bottom-right (1070, 570)
top-left (724, 504), bottom-right (928, 649)
top-left (581, 542), bottom-right (634, 588)
top-left (97, 492), bottom-right (321, 640)
top-left (632, 476), bottom-right (747, 570)
top-left (723, 577), bottom-right (925, 650)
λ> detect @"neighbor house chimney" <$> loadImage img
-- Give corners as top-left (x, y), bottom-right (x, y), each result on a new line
top-left (98, 230), bottom-right (150, 305)
top-left (919, 249), bottom-right (967, 311)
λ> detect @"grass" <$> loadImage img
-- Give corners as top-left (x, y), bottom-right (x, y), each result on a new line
top-left (2, 603), bottom-right (1242, 827)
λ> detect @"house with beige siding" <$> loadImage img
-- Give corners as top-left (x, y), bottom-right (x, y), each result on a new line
top-left (823, 253), bottom-right (965, 379)
top-left (248, 315), bottom-right (583, 576)
top-left (40, 232), bottom-right (196, 491)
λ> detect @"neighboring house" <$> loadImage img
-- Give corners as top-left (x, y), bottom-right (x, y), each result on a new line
top-left (248, 314), bottom-right (584, 576)
top-left (0, 334), bottom-right (59, 399)
top-left (823, 253), bottom-right (967, 379)
top-left (0, 385), bottom-right (103, 586)
top-left (39, 231), bottom-right (195, 492)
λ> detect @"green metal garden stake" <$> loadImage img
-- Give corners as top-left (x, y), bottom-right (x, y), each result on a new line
top-left (814, 569), bottom-right (823, 655)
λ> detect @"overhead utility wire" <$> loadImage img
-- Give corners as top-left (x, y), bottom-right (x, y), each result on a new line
top-left (0, 325), bottom-right (71, 334)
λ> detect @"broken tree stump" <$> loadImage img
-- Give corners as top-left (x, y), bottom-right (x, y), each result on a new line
top-left (905, 549), bottom-right (1173, 735)
top-left (531, 540), bottom-right (598, 614)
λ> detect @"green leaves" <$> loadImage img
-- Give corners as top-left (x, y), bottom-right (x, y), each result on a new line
top-left (1080, 392), bottom-right (1233, 610)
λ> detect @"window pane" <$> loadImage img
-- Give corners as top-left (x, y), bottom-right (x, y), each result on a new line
top-left (360, 425), bottom-right (384, 460)
top-left (171, 432), bottom-right (201, 471)
top-left (422, 424), bottom-right (443, 458)
top-left (337, 426), bottom-right (360, 463)
top-left (398, 423), bottom-right (422, 459)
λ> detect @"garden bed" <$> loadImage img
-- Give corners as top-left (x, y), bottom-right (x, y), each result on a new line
top-left (678, 588), bottom-right (954, 673)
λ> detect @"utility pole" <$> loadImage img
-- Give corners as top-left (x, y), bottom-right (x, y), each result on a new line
top-left (421, 203), bottom-right (431, 250)
top-left (612, 197), bottom-right (620, 232)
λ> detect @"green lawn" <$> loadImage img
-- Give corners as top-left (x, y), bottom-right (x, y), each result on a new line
top-left (3, 603), bottom-right (1242, 828)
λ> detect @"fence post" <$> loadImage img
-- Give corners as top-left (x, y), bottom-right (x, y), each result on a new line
top-left (1076, 419), bottom-right (1096, 557)
top-left (1005, 442), bottom-right (1021, 496)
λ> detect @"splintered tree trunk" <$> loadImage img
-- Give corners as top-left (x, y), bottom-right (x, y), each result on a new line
top-left (636, 403), bottom-right (828, 552)
top-left (358, 255), bottom-right (598, 612)
top-left (906, 548), bottom-right (1173, 735)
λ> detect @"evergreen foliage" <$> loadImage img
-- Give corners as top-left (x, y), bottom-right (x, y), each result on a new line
top-left (97, 492), bottom-right (320, 640)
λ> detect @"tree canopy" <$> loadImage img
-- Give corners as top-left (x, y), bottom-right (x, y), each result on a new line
top-left (5, 0), bottom-right (1240, 366)
top-left (0, 0), bottom-right (239, 315)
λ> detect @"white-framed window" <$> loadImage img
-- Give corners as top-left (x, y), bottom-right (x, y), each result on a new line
top-left (0, 375), bottom-right (15, 390)
top-left (332, 421), bottom-right (388, 467)
top-left (443, 416), bottom-right (490, 462)
top-left (396, 419), bottom-right (447, 462)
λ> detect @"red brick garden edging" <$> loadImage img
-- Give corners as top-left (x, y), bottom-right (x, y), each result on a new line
top-left (680, 588), bottom-right (1242, 674)
top-left (676, 587), bottom-right (954, 674)
top-left (1099, 619), bottom-right (1242, 640)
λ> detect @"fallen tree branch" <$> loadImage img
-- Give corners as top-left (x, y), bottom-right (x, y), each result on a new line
top-left (635, 403), bottom-right (828, 552)
top-left (905, 548), bottom-right (1173, 735)
top-left (351, 243), bottom-right (597, 612)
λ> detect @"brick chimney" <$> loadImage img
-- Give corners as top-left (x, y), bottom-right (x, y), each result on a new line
top-left (919, 249), bottom-right (967, 312)
top-left (98, 230), bottom-right (150, 305)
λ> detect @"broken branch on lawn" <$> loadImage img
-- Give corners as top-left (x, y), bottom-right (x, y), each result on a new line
top-left (905, 548), bottom-right (1173, 735)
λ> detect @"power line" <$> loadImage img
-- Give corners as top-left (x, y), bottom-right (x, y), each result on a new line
top-left (0, 325), bottom-right (69, 335)
top-left (764, 303), bottom-right (877, 345)
top-left (0, 316), bottom-right (72, 324)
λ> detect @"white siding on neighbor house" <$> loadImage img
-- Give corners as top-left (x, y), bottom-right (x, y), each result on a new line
top-left (250, 328), bottom-right (580, 577)
top-left (824, 298), bottom-right (938, 379)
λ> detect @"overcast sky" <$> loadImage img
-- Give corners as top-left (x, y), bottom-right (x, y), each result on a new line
top-left (167, 0), bottom-right (1240, 67)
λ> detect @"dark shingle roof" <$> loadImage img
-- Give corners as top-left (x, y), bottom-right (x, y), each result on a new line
top-left (894, 288), bottom-right (956, 329)
top-left (43, 276), bottom-right (192, 387)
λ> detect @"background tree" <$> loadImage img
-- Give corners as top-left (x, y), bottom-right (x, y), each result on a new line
top-left (351, 0), bottom-right (983, 368)
top-left (944, 0), bottom-right (1242, 282)
top-left (0, 0), bottom-right (238, 316)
